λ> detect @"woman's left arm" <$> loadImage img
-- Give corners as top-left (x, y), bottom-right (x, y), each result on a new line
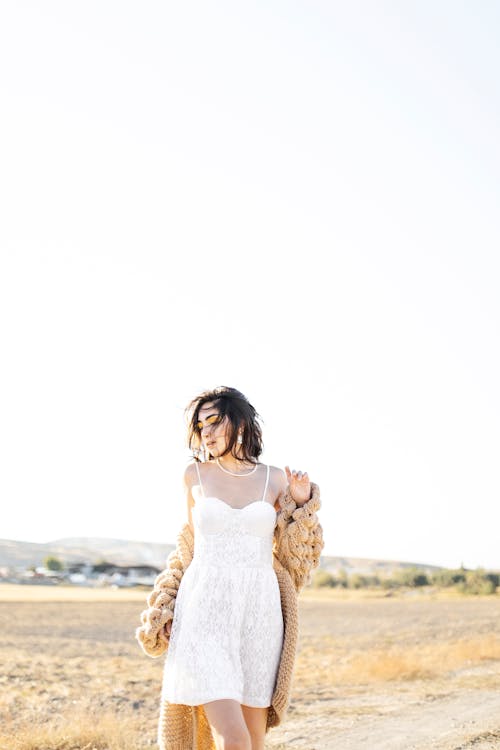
top-left (273, 467), bottom-right (325, 592)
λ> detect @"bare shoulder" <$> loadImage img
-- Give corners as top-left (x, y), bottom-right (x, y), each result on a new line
top-left (183, 461), bottom-right (199, 491)
top-left (268, 464), bottom-right (287, 489)
top-left (267, 464), bottom-right (287, 509)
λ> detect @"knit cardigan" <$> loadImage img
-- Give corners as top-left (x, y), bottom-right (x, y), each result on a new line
top-left (136, 481), bottom-right (324, 750)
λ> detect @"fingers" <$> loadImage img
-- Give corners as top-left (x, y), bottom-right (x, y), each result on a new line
top-left (285, 466), bottom-right (309, 482)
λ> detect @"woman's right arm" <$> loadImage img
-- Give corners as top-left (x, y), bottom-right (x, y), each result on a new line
top-left (183, 462), bottom-right (198, 535)
top-left (135, 465), bottom-right (196, 656)
top-left (160, 463), bottom-right (196, 639)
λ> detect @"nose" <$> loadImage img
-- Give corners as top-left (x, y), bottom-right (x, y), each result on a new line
top-left (201, 424), bottom-right (213, 440)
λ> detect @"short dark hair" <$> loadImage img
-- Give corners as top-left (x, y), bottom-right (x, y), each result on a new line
top-left (185, 386), bottom-right (263, 463)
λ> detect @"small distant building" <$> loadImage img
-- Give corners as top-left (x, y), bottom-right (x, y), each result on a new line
top-left (64, 561), bottom-right (160, 587)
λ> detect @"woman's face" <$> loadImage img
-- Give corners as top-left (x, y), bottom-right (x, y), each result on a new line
top-left (197, 402), bottom-right (231, 457)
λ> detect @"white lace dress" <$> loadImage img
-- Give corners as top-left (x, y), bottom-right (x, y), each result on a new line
top-left (160, 464), bottom-right (284, 707)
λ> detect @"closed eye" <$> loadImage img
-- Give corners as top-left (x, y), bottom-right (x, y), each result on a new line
top-left (196, 414), bottom-right (223, 430)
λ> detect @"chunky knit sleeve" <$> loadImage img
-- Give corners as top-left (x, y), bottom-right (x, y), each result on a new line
top-left (135, 522), bottom-right (194, 658)
top-left (273, 482), bottom-right (324, 593)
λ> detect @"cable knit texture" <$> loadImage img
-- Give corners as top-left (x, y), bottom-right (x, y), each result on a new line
top-left (135, 482), bottom-right (324, 750)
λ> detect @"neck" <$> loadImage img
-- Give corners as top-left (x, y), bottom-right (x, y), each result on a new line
top-left (217, 454), bottom-right (256, 472)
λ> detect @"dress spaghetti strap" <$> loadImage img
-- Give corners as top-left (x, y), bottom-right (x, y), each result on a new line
top-left (262, 464), bottom-right (270, 502)
top-left (194, 461), bottom-right (205, 496)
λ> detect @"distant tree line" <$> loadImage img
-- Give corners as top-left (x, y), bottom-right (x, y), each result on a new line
top-left (312, 566), bottom-right (499, 595)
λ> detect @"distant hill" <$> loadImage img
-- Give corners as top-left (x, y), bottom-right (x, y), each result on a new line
top-left (0, 537), bottom-right (175, 569)
top-left (320, 555), bottom-right (443, 576)
top-left (0, 537), bottom-right (443, 574)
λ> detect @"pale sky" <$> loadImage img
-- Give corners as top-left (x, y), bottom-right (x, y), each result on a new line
top-left (1, 2), bottom-right (499, 570)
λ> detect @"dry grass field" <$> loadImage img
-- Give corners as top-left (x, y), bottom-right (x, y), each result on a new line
top-left (1, 584), bottom-right (499, 750)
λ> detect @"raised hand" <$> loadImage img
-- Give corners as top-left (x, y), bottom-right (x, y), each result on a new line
top-left (285, 465), bottom-right (311, 505)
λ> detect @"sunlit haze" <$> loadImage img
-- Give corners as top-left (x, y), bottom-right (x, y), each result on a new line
top-left (1, 2), bottom-right (499, 569)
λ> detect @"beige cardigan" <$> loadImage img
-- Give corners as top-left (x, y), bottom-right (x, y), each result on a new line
top-left (136, 482), bottom-right (324, 750)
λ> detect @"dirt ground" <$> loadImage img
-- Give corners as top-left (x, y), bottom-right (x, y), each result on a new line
top-left (1, 585), bottom-right (499, 750)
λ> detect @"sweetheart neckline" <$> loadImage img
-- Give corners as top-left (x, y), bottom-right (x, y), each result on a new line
top-left (195, 494), bottom-right (277, 514)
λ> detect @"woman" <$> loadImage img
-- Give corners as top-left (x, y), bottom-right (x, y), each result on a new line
top-left (136, 386), bottom-right (323, 750)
